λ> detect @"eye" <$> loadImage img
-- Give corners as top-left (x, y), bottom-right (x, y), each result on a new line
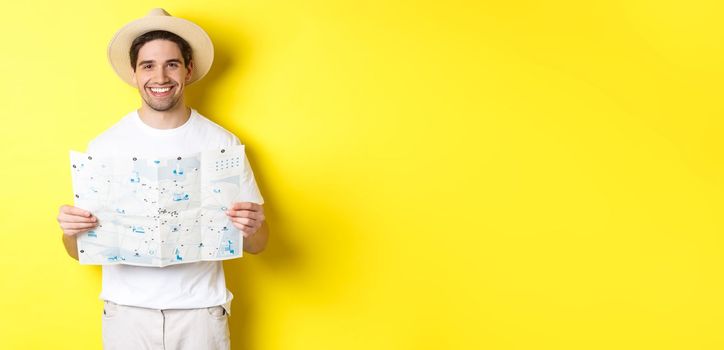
top-left (142, 64), bottom-right (152, 70)
top-left (168, 62), bottom-right (179, 68)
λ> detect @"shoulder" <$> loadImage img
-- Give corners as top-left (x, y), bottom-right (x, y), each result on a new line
top-left (86, 111), bottom-right (137, 154)
top-left (191, 110), bottom-right (241, 147)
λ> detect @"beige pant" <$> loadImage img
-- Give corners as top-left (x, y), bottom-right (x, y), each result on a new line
top-left (102, 300), bottom-right (230, 350)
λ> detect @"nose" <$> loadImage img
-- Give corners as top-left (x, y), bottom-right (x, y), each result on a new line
top-left (151, 66), bottom-right (170, 84)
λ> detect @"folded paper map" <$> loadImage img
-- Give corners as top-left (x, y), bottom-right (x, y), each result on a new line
top-left (70, 145), bottom-right (262, 267)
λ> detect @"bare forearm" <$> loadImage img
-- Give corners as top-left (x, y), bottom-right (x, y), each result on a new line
top-left (62, 234), bottom-right (79, 260)
top-left (243, 221), bottom-right (269, 254)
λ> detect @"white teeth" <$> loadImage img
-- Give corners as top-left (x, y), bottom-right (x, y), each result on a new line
top-left (150, 87), bottom-right (171, 93)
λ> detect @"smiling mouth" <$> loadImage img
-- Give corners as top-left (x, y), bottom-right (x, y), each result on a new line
top-left (147, 86), bottom-right (174, 97)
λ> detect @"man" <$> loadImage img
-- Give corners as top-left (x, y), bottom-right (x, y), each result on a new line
top-left (56, 8), bottom-right (268, 349)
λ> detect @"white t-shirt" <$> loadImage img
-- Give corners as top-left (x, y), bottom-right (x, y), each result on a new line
top-left (86, 109), bottom-right (264, 313)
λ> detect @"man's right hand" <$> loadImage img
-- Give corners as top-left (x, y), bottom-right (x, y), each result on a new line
top-left (57, 205), bottom-right (98, 236)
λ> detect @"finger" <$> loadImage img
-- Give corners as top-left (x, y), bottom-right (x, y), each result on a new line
top-left (230, 217), bottom-right (259, 228)
top-left (60, 205), bottom-right (92, 217)
top-left (71, 222), bottom-right (97, 230)
top-left (229, 202), bottom-right (261, 212)
top-left (225, 210), bottom-right (264, 221)
top-left (230, 222), bottom-right (256, 236)
top-left (231, 222), bottom-right (255, 231)
top-left (58, 213), bottom-right (97, 223)
top-left (61, 222), bottom-right (98, 230)
top-left (230, 218), bottom-right (260, 232)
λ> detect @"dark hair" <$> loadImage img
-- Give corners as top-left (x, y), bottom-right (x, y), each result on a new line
top-left (129, 30), bottom-right (193, 71)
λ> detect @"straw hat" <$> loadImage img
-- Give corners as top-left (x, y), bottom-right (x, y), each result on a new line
top-left (107, 8), bottom-right (214, 86)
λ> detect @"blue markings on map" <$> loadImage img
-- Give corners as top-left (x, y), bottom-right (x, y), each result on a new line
top-left (158, 158), bottom-right (199, 182)
top-left (129, 160), bottom-right (160, 183)
top-left (112, 246), bottom-right (155, 265)
top-left (223, 240), bottom-right (235, 255)
top-left (71, 146), bottom-right (248, 267)
top-left (172, 192), bottom-right (190, 201)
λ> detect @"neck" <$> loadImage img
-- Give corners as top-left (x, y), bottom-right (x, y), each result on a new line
top-left (137, 101), bottom-right (191, 129)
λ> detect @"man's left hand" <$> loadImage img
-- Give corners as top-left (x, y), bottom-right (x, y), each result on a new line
top-left (226, 202), bottom-right (265, 238)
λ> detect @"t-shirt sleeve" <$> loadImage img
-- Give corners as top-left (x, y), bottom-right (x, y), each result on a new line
top-left (241, 155), bottom-right (265, 205)
top-left (233, 136), bottom-right (265, 205)
top-left (86, 138), bottom-right (109, 157)
top-left (86, 139), bottom-right (97, 154)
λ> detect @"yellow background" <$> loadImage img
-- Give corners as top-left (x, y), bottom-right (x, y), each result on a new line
top-left (1, 0), bottom-right (723, 349)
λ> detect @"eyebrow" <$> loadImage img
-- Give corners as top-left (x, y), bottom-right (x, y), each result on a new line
top-left (137, 59), bottom-right (184, 66)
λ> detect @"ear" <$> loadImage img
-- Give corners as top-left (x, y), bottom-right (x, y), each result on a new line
top-left (130, 67), bottom-right (137, 85)
top-left (186, 60), bottom-right (194, 82)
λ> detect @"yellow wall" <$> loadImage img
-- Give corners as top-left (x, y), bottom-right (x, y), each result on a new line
top-left (1, 0), bottom-right (723, 349)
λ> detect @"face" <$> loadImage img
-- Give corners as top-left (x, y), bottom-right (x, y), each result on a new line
top-left (131, 39), bottom-right (193, 112)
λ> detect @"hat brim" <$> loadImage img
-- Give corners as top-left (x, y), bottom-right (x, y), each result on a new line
top-left (108, 16), bottom-right (214, 86)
